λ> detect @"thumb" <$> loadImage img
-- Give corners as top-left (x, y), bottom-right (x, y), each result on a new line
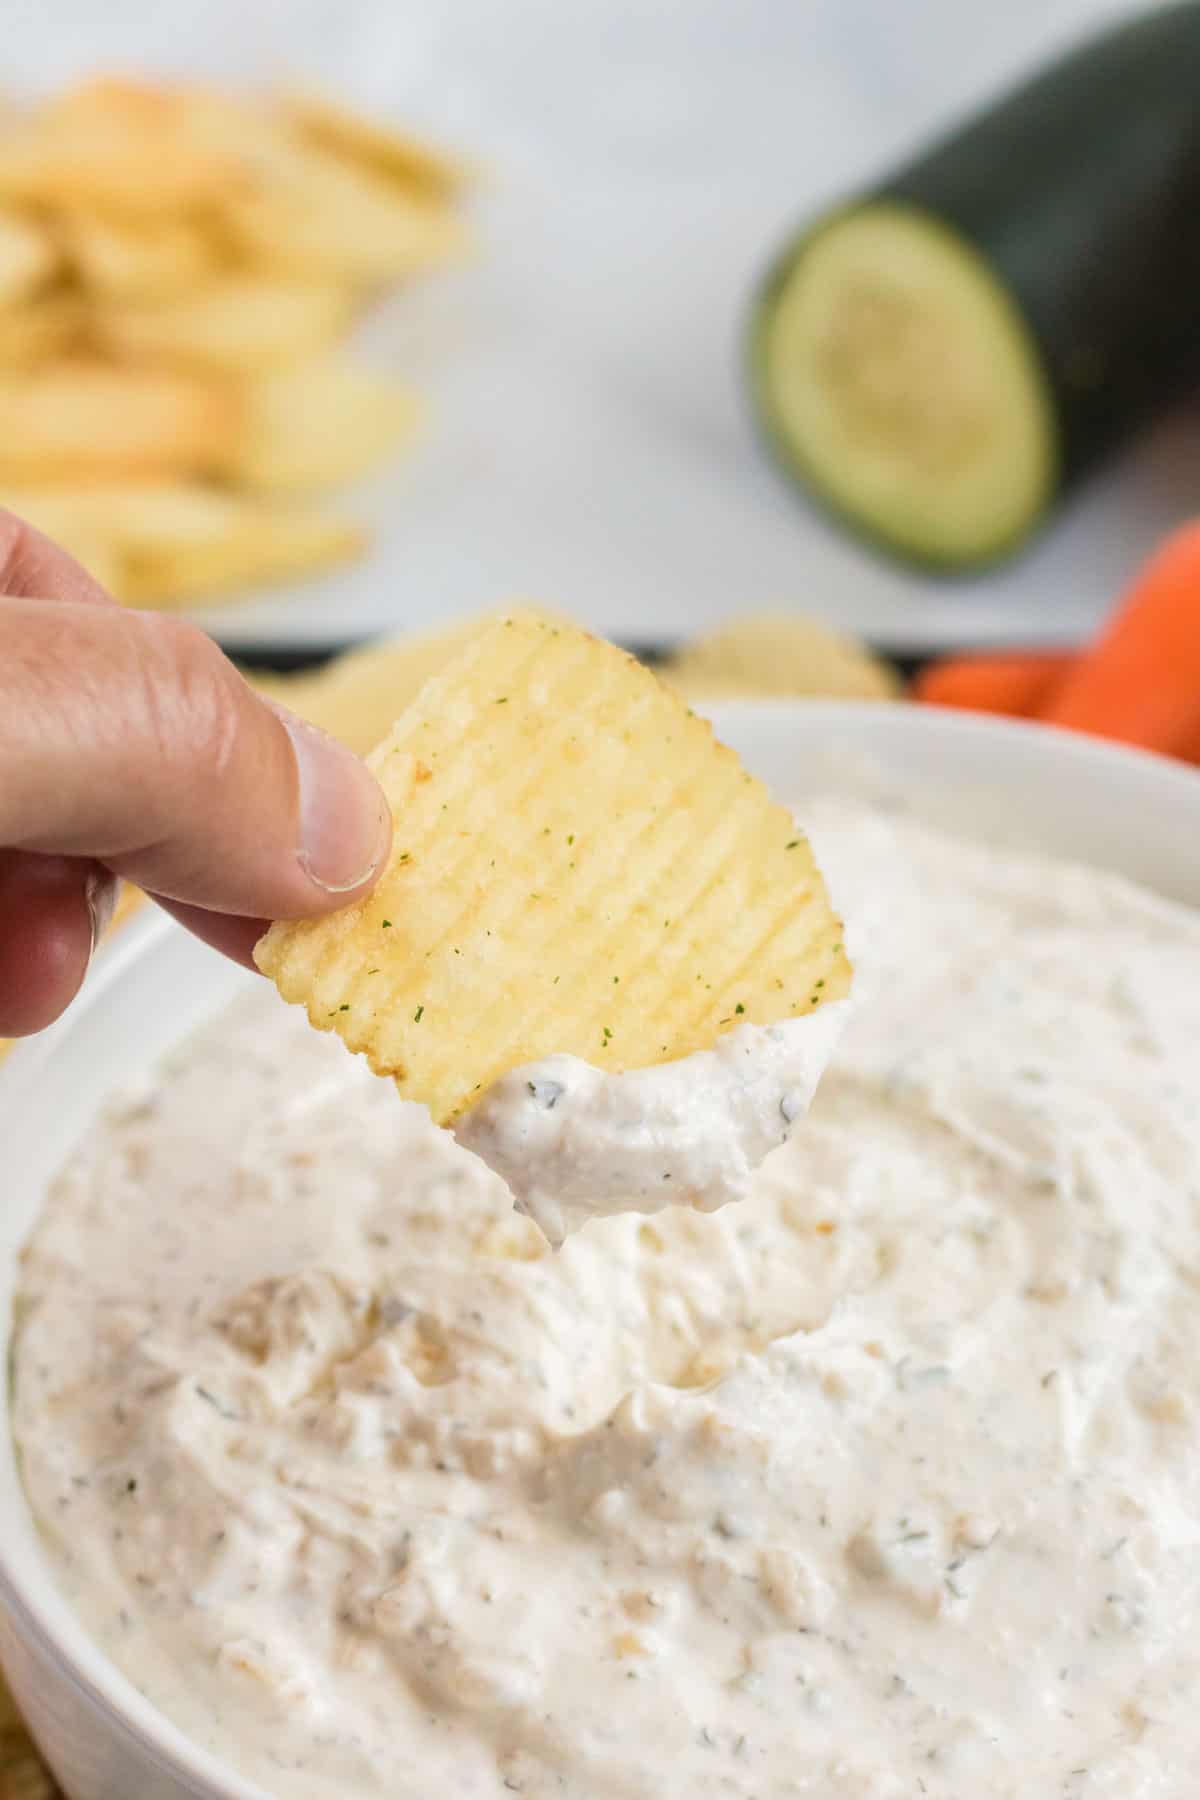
top-left (0, 598), bottom-right (391, 920)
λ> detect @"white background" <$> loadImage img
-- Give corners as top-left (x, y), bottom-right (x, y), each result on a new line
top-left (7, 0), bottom-right (1195, 651)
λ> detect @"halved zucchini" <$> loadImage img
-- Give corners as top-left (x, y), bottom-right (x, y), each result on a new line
top-left (750, 2), bottom-right (1200, 571)
top-left (754, 203), bottom-right (1055, 567)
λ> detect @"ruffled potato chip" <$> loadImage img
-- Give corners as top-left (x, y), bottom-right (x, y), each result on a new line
top-left (0, 80), bottom-right (247, 217)
top-left (278, 89), bottom-right (468, 202)
top-left (0, 211), bottom-right (57, 307)
top-left (92, 274), bottom-right (353, 373)
top-left (62, 210), bottom-right (218, 301)
top-left (661, 611), bottom-right (901, 703)
top-left (0, 480), bottom-right (361, 607)
top-left (0, 361), bottom-right (234, 480)
top-left (246, 616), bottom-right (489, 752)
top-left (256, 610), bottom-right (849, 1124)
top-left (228, 353), bottom-right (421, 493)
top-left (0, 292), bottom-right (83, 367)
top-left (222, 140), bottom-right (468, 285)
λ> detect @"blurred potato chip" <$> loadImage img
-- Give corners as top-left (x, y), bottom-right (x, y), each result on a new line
top-left (0, 290), bottom-right (83, 365)
top-left (93, 273), bottom-right (353, 372)
top-left (279, 89), bottom-right (468, 201)
top-left (0, 361), bottom-right (234, 479)
top-left (247, 613), bottom-right (506, 752)
top-left (229, 353), bottom-right (421, 493)
top-left (0, 84), bottom-right (248, 217)
top-left (112, 883), bottom-right (146, 929)
top-left (256, 610), bottom-right (850, 1125)
top-left (0, 211), bottom-right (57, 305)
top-left (246, 663), bottom-right (329, 720)
top-left (94, 481), bottom-right (362, 606)
top-left (0, 493), bottom-right (125, 593)
top-left (48, 74), bottom-right (224, 136)
top-left (63, 210), bottom-right (219, 300)
top-left (661, 612), bottom-right (901, 703)
top-left (56, 77), bottom-right (276, 155)
top-left (0, 480), bottom-right (362, 606)
top-left (0, 74), bottom-right (469, 610)
top-left (223, 141), bottom-right (467, 284)
top-left (50, 525), bottom-right (123, 594)
top-left (121, 510), bottom-right (361, 607)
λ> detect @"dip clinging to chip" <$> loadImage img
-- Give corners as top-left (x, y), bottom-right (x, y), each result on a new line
top-left (255, 610), bottom-right (851, 1240)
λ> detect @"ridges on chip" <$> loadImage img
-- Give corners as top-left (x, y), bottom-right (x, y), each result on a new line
top-left (256, 610), bottom-right (851, 1124)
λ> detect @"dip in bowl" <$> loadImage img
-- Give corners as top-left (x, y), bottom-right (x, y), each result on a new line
top-left (3, 701), bottom-right (1200, 1800)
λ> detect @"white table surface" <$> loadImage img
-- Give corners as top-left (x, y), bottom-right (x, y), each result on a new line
top-left (7, 0), bottom-right (1194, 652)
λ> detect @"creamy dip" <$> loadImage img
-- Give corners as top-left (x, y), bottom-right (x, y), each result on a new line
top-left (456, 1009), bottom-right (847, 1246)
top-left (14, 797), bottom-right (1200, 1799)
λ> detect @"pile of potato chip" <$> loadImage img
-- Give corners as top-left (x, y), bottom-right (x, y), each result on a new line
top-left (0, 77), bottom-right (467, 606)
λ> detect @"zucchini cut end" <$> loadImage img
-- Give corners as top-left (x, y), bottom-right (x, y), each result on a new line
top-left (751, 203), bottom-right (1058, 569)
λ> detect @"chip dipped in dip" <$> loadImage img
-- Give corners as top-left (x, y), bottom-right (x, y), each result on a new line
top-left (455, 1006), bottom-right (848, 1244)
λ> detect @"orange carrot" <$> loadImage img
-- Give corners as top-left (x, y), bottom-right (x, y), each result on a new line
top-left (1179, 715), bottom-right (1200, 766)
top-left (913, 650), bottom-right (1075, 718)
top-left (1039, 523), bottom-right (1200, 755)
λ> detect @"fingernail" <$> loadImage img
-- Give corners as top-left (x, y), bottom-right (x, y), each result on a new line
top-left (84, 866), bottom-right (118, 954)
top-left (281, 714), bottom-right (391, 895)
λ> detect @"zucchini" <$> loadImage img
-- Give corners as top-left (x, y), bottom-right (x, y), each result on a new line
top-left (750, 2), bottom-right (1200, 570)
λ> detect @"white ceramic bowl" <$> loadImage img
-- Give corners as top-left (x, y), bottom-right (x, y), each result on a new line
top-left (3, 700), bottom-right (1200, 1800)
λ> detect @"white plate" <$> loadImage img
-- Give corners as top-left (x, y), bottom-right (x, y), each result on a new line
top-left (2, 703), bottom-right (1200, 1797)
top-left (4, 0), bottom-right (1190, 654)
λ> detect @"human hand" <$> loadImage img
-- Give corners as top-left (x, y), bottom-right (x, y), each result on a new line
top-left (0, 514), bottom-right (391, 1037)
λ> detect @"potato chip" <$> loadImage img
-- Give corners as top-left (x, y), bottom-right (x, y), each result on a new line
top-left (246, 614), bottom-right (506, 752)
top-left (93, 273), bottom-right (352, 373)
top-left (48, 74), bottom-right (221, 137)
top-left (0, 81), bottom-right (247, 216)
top-left (0, 484), bottom-right (112, 565)
top-left (50, 77), bottom-right (271, 156)
top-left (244, 627), bottom-right (451, 746)
top-left (0, 211), bottom-right (56, 306)
top-left (92, 482), bottom-right (361, 606)
top-left (279, 89), bottom-right (468, 201)
top-left (661, 612), bottom-right (902, 703)
top-left (53, 527), bottom-right (123, 594)
top-left (223, 140), bottom-right (467, 285)
top-left (0, 362), bottom-right (234, 479)
top-left (248, 611), bottom-right (567, 752)
top-left (256, 610), bottom-right (850, 1124)
top-left (0, 480), bottom-right (362, 606)
top-left (245, 663), bottom-right (326, 716)
top-left (118, 502), bottom-right (361, 605)
top-left (113, 491), bottom-right (360, 608)
top-left (0, 291), bottom-right (83, 366)
top-left (62, 210), bottom-right (218, 300)
top-left (306, 615), bottom-right (492, 725)
top-left (0, 495), bottom-right (125, 593)
top-left (111, 883), bottom-right (146, 930)
top-left (228, 353), bottom-right (421, 493)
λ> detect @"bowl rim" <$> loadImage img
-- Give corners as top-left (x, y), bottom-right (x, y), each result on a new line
top-left (713, 693), bottom-right (1200, 793)
top-left (1, 696), bottom-right (1199, 1798)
